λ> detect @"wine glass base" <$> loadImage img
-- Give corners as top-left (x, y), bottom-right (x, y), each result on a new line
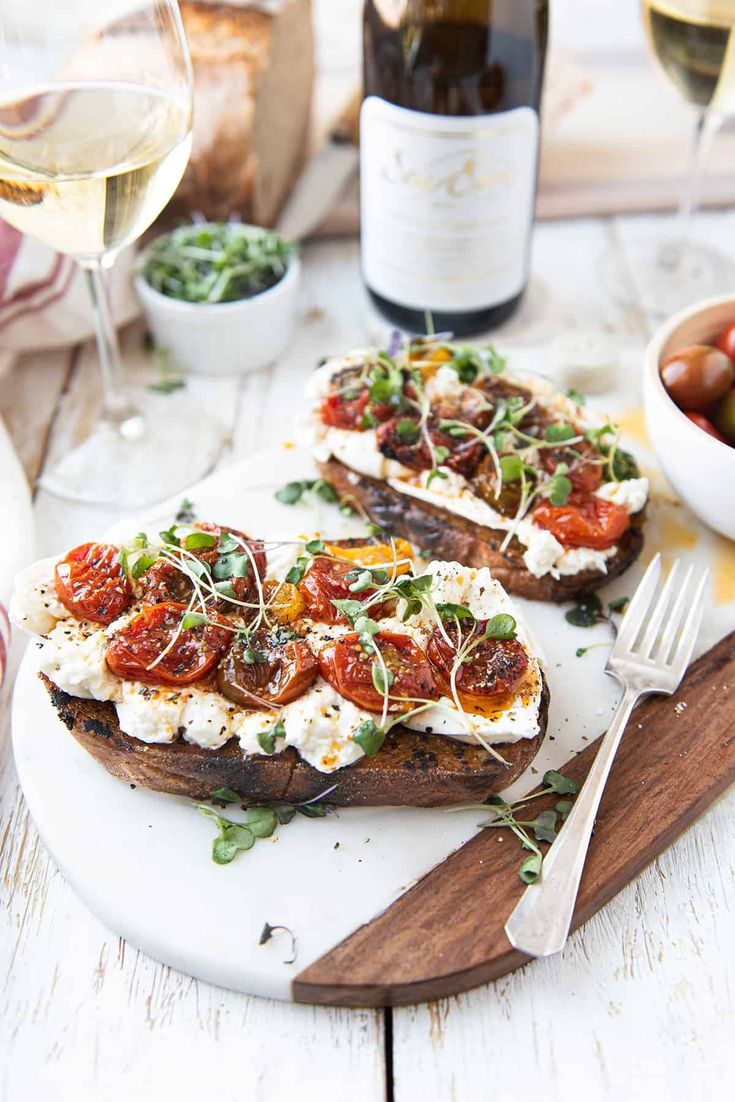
top-left (39, 403), bottom-right (224, 510)
top-left (601, 237), bottom-right (735, 320)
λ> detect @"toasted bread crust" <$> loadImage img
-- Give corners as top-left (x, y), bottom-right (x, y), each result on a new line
top-left (40, 674), bottom-right (548, 808)
top-left (318, 459), bottom-right (645, 602)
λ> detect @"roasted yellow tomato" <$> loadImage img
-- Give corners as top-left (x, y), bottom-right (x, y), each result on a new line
top-left (408, 340), bottom-right (453, 365)
top-left (324, 539), bottom-right (414, 575)
top-left (262, 580), bottom-right (305, 624)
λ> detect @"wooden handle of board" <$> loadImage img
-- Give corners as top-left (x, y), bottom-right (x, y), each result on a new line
top-left (293, 631), bottom-right (735, 1007)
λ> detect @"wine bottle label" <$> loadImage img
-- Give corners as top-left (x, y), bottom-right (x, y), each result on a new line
top-left (360, 96), bottom-right (539, 313)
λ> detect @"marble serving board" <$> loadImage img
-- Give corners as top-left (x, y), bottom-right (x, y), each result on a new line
top-left (11, 444), bottom-right (735, 1002)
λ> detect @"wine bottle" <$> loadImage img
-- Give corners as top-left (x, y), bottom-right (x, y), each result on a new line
top-left (361, 0), bottom-right (548, 335)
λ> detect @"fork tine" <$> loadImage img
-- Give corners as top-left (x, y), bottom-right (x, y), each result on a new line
top-left (637, 559), bottom-right (683, 658)
top-left (612, 554), bottom-right (662, 655)
top-left (669, 568), bottom-right (710, 680)
top-left (653, 562), bottom-right (695, 664)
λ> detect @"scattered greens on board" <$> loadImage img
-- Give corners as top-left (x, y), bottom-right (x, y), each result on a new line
top-left (198, 787), bottom-right (335, 865)
top-left (469, 769), bottom-right (580, 882)
top-left (566, 593), bottom-right (630, 656)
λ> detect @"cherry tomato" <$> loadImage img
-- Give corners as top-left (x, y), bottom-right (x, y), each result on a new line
top-left (715, 321), bottom-right (735, 361)
top-left (324, 539), bottom-right (414, 575)
top-left (713, 388), bottom-right (735, 442)
top-left (660, 345), bottom-right (733, 410)
top-left (472, 456), bottom-right (523, 516)
top-left (217, 627), bottom-right (318, 708)
top-left (408, 340), bottom-right (453, 364)
top-left (426, 621), bottom-right (529, 707)
top-left (319, 377), bottom-right (394, 431)
top-left (376, 416), bottom-right (485, 477)
top-left (318, 632), bottom-right (437, 714)
top-left (138, 523), bottom-right (265, 608)
top-left (297, 557), bottom-right (389, 624)
top-left (541, 439), bottom-right (603, 495)
top-left (320, 390), bottom-right (372, 430)
top-left (532, 497), bottom-right (630, 550)
top-left (54, 543), bottom-right (132, 625)
top-left (262, 580), bottom-right (306, 624)
top-left (684, 411), bottom-right (729, 443)
top-left (195, 522), bottom-right (267, 579)
top-left (106, 602), bottom-right (232, 686)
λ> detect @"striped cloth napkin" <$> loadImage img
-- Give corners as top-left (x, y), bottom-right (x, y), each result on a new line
top-left (0, 221), bottom-right (138, 359)
top-left (0, 416), bottom-right (34, 687)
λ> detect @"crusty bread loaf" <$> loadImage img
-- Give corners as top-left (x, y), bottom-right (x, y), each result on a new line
top-left (41, 674), bottom-right (548, 808)
top-left (318, 458), bottom-right (646, 603)
top-left (169, 0), bottom-right (314, 226)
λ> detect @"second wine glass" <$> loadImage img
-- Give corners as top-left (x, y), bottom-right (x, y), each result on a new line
top-left (604, 0), bottom-right (735, 318)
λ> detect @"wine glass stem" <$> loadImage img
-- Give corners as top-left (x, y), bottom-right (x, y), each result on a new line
top-left (83, 262), bottom-right (144, 440)
top-left (661, 109), bottom-right (722, 270)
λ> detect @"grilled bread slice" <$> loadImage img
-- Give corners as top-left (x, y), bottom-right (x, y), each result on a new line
top-left (41, 673), bottom-right (548, 808)
top-left (318, 458), bottom-right (645, 603)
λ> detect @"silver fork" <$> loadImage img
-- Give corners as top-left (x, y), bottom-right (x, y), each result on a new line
top-left (504, 553), bottom-right (710, 958)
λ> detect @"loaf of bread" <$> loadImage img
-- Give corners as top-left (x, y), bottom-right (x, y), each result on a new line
top-left (169, 0), bottom-right (314, 227)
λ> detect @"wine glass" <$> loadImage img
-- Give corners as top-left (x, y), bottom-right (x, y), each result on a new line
top-left (0, 0), bottom-right (223, 507)
top-left (603, 0), bottom-right (735, 318)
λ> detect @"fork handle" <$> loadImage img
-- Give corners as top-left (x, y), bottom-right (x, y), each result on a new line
top-left (504, 685), bottom-right (640, 957)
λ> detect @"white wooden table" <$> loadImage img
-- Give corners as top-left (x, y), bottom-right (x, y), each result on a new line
top-left (1, 209), bottom-right (734, 1100)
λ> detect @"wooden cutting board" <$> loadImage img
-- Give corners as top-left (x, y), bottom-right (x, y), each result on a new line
top-left (293, 630), bottom-right (735, 1007)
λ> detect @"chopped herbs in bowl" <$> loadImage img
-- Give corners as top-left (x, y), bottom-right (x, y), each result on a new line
top-left (141, 222), bottom-right (296, 304)
top-left (135, 222), bottom-right (301, 376)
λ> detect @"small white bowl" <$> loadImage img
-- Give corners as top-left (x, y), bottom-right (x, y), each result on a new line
top-left (644, 293), bottom-right (735, 540)
top-left (134, 231), bottom-right (301, 376)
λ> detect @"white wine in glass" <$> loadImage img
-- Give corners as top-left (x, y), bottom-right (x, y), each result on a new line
top-left (604, 1), bottom-right (735, 317)
top-left (643, 0), bottom-right (735, 112)
top-left (0, 2), bottom-right (222, 507)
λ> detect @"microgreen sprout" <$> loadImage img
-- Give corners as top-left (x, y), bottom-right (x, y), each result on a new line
top-left (259, 922), bottom-right (297, 965)
top-left (565, 593), bottom-right (630, 657)
top-left (258, 718), bottom-right (286, 754)
top-left (275, 479), bottom-right (339, 506)
top-left (197, 786), bottom-right (334, 865)
top-left (450, 769), bottom-right (580, 882)
top-left (143, 223), bottom-right (296, 304)
top-left (176, 497), bottom-right (196, 523)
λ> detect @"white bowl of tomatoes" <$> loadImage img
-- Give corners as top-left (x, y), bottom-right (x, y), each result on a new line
top-left (644, 294), bottom-right (735, 540)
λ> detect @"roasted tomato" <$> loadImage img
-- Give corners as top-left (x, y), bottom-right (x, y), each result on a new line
top-left (472, 456), bottom-right (524, 517)
top-left (318, 632), bottom-right (437, 714)
top-left (138, 523), bottom-right (265, 607)
top-left (540, 439), bottom-right (603, 496)
top-left (320, 389), bottom-right (372, 430)
top-left (532, 497), bottom-right (629, 550)
top-left (376, 416), bottom-right (485, 477)
top-left (195, 522), bottom-right (267, 579)
top-left (297, 557), bottom-right (389, 624)
top-left (106, 602), bottom-right (232, 686)
top-left (54, 543), bottom-right (133, 625)
top-left (262, 580), bottom-right (306, 624)
top-left (217, 627), bottom-right (318, 708)
top-left (407, 339), bottom-right (453, 364)
top-left (324, 538), bottom-right (414, 575)
top-left (426, 621), bottom-right (529, 707)
top-left (318, 366), bottom-right (395, 430)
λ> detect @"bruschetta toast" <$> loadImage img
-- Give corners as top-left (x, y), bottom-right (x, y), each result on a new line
top-left (12, 526), bottom-right (548, 806)
top-left (304, 337), bottom-right (647, 601)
